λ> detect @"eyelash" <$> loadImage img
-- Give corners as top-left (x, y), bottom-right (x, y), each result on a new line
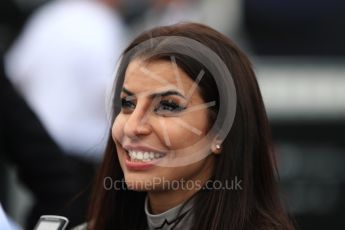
top-left (121, 98), bottom-right (135, 110)
top-left (120, 98), bottom-right (186, 114)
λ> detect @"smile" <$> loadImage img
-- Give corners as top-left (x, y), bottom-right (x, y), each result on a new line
top-left (128, 150), bottom-right (166, 162)
top-left (122, 144), bottom-right (168, 170)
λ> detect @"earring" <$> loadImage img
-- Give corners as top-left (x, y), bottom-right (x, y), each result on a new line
top-left (215, 144), bottom-right (221, 150)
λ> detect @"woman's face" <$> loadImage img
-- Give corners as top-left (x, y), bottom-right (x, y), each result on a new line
top-left (112, 59), bottom-right (215, 191)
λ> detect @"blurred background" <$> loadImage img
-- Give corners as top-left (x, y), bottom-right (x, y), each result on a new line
top-left (0, 0), bottom-right (344, 229)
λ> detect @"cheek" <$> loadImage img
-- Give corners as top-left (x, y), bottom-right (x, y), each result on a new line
top-left (112, 115), bottom-right (126, 142)
top-left (162, 111), bottom-right (209, 148)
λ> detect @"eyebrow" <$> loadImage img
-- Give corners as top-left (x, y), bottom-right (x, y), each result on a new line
top-left (122, 87), bottom-right (186, 99)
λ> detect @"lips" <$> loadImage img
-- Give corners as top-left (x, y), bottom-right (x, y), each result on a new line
top-left (122, 144), bottom-right (167, 170)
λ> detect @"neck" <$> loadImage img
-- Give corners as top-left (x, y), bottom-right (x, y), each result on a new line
top-left (147, 188), bottom-right (195, 214)
top-left (147, 156), bottom-right (214, 214)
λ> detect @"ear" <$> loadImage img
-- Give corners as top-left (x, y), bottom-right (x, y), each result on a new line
top-left (211, 138), bottom-right (222, 154)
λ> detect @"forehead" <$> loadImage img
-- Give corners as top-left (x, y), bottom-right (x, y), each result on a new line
top-left (123, 59), bottom-right (196, 94)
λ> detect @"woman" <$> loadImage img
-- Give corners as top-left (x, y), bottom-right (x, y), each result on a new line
top-left (87, 23), bottom-right (294, 230)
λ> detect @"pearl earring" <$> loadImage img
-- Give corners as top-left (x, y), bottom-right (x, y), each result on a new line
top-left (215, 144), bottom-right (221, 150)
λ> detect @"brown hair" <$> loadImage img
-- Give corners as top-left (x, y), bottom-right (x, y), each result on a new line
top-left (87, 22), bottom-right (294, 230)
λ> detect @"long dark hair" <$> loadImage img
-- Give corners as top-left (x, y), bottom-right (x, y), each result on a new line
top-left (87, 23), bottom-right (294, 230)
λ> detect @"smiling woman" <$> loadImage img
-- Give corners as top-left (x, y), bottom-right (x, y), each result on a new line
top-left (113, 59), bottom-right (213, 202)
top-left (86, 23), bottom-right (295, 230)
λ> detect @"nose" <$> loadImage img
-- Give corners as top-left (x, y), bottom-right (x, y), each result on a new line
top-left (123, 105), bottom-right (152, 139)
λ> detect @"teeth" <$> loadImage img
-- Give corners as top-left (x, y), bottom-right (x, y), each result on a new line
top-left (137, 152), bottom-right (143, 160)
top-left (128, 150), bottom-right (165, 161)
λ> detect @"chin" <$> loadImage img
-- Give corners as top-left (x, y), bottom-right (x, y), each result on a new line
top-left (124, 173), bottom-right (154, 191)
top-left (123, 173), bottom-right (167, 192)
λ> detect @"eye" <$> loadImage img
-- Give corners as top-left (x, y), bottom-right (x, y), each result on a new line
top-left (154, 99), bottom-right (186, 115)
top-left (121, 97), bottom-right (135, 111)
